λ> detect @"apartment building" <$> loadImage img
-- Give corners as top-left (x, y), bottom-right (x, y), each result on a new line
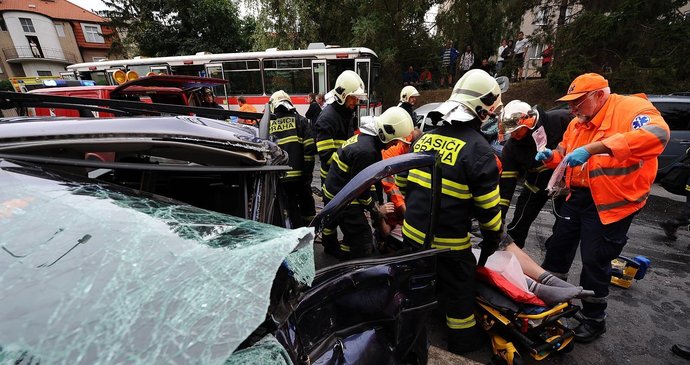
top-left (0, 0), bottom-right (117, 79)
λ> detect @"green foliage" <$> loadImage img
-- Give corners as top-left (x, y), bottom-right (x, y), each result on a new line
top-left (0, 80), bottom-right (14, 92)
top-left (100, 0), bottom-right (252, 57)
top-left (246, 0), bottom-right (438, 107)
top-left (548, 0), bottom-right (690, 94)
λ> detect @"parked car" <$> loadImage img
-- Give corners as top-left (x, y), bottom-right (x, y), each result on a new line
top-left (648, 94), bottom-right (690, 169)
top-left (0, 155), bottom-right (439, 364)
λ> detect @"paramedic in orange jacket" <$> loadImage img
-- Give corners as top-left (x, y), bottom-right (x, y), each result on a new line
top-left (535, 73), bottom-right (669, 343)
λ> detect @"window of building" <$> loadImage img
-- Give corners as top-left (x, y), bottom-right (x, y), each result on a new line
top-left (534, 6), bottom-right (549, 25)
top-left (81, 24), bottom-right (105, 43)
top-left (0, 18), bottom-right (7, 31)
top-left (55, 23), bottom-right (65, 37)
top-left (19, 18), bottom-right (35, 33)
top-left (37, 71), bottom-right (52, 76)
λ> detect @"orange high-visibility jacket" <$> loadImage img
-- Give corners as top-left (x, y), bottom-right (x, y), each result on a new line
top-left (382, 141), bottom-right (410, 210)
top-left (545, 94), bottom-right (669, 224)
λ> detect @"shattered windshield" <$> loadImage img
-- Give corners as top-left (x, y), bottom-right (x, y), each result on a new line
top-left (0, 161), bottom-right (314, 364)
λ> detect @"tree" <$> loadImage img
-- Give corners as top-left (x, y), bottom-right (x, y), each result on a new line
top-left (246, 0), bottom-right (438, 107)
top-left (547, 0), bottom-right (690, 93)
top-left (100, 0), bottom-right (252, 57)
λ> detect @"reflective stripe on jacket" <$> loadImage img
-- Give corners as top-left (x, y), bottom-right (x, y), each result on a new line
top-left (545, 94), bottom-right (669, 224)
top-left (401, 123), bottom-right (502, 250)
top-left (269, 110), bottom-right (315, 182)
top-left (323, 134), bottom-right (382, 207)
top-left (314, 103), bottom-right (355, 180)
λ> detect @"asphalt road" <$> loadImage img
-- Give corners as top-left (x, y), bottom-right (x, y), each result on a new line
top-left (312, 183), bottom-right (690, 365)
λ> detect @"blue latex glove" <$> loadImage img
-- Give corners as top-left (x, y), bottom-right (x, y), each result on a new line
top-left (563, 147), bottom-right (591, 167)
top-left (535, 148), bottom-right (553, 161)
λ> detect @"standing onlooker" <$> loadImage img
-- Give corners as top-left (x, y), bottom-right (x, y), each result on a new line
top-left (541, 43), bottom-right (554, 78)
top-left (457, 45), bottom-right (475, 79)
top-left (496, 39), bottom-right (508, 74)
top-left (440, 41), bottom-right (459, 88)
top-left (500, 40), bottom-right (515, 78)
top-left (305, 93), bottom-right (323, 130)
top-left (514, 32), bottom-right (529, 81)
top-left (535, 73), bottom-right (669, 343)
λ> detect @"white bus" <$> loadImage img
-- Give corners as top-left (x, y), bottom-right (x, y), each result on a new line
top-left (66, 45), bottom-right (381, 117)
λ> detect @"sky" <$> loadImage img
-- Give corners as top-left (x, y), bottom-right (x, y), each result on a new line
top-left (66, 0), bottom-right (109, 13)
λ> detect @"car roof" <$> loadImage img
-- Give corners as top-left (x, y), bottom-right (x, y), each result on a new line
top-left (646, 94), bottom-right (690, 104)
top-left (0, 116), bottom-right (283, 167)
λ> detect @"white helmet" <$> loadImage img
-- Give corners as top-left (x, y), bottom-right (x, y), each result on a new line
top-left (269, 90), bottom-right (294, 113)
top-left (332, 70), bottom-right (367, 105)
top-left (375, 106), bottom-right (414, 144)
top-left (500, 100), bottom-right (539, 134)
top-left (449, 69), bottom-right (503, 122)
top-left (400, 85), bottom-right (420, 103)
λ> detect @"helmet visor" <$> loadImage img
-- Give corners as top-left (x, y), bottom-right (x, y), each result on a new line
top-left (501, 111), bottom-right (536, 134)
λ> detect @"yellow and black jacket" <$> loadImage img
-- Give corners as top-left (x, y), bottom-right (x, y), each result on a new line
top-left (269, 110), bottom-right (315, 182)
top-left (400, 123), bottom-right (502, 250)
top-left (499, 108), bottom-right (571, 217)
top-left (314, 102), bottom-right (356, 181)
top-left (323, 133), bottom-right (383, 208)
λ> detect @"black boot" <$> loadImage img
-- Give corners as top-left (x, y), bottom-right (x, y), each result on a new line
top-left (573, 319), bottom-right (606, 343)
top-left (660, 218), bottom-right (684, 240)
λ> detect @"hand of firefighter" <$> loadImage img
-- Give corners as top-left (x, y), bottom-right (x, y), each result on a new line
top-left (477, 239), bottom-right (499, 267)
top-left (563, 147), bottom-right (591, 167)
top-left (534, 148), bottom-right (553, 162)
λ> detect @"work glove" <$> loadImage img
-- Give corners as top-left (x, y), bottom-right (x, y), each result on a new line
top-left (563, 147), bottom-right (591, 167)
top-left (477, 239), bottom-right (499, 267)
top-left (534, 148), bottom-right (553, 162)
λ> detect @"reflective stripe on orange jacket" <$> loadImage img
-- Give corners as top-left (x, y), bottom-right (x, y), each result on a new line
top-left (382, 141), bottom-right (410, 210)
top-left (545, 94), bottom-right (669, 224)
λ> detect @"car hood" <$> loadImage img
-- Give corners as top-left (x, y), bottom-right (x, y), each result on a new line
top-left (0, 160), bottom-right (314, 364)
top-left (0, 116), bottom-right (284, 166)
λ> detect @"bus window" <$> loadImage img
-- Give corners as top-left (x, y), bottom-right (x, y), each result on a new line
top-left (263, 58), bottom-right (311, 95)
top-left (223, 61), bottom-right (262, 95)
top-left (326, 59), bottom-right (355, 92)
top-left (170, 65), bottom-right (206, 77)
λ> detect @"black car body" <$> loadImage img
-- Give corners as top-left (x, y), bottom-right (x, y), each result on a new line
top-left (0, 156), bottom-right (440, 364)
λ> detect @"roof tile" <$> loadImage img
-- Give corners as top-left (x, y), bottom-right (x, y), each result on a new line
top-left (0, 0), bottom-right (105, 23)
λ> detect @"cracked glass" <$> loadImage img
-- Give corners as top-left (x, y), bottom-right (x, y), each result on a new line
top-left (0, 161), bottom-right (314, 364)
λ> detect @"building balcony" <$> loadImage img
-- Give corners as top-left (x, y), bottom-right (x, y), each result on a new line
top-left (3, 47), bottom-right (77, 64)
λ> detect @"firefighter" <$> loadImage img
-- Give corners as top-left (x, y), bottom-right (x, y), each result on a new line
top-left (398, 85), bottom-right (420, 121)
top-left (314, 70), bottom-right (367, 255)
top-left (535, 73), bottom-right (669, 342)
top-left (498, 100), bottom-right (571, 248)
top-left (322, 106), bottom-right (414, 259)
top-left (400, 69), bottom-right (503, 354)
top-left (268, 90), bottom-right (316, 228)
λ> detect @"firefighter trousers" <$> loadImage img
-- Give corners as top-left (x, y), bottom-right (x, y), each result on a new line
top-left (507, 190), bottom-right (564, 248)
top-left (282, 179), bottom-right (316, 228)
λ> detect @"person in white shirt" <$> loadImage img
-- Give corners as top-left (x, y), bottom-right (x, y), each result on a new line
top-left (514, 31), bottom-right (530, 81)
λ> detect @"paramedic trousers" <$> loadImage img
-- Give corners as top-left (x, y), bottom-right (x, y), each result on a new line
top-left (541, 189), bottom-right (636, 320)
top-left (282, 180), bottom-right (316, 228)
top-left (322, 204), bottom-right (373, 260)
top-left (507, 189), bottom-right (564, 248)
